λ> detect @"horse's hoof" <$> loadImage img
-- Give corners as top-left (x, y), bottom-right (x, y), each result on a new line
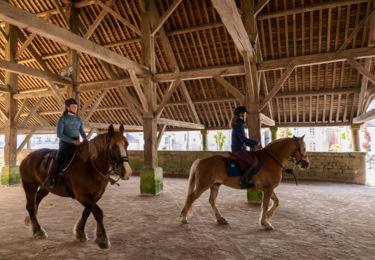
top-left (24, 216), bottom-right (30, 226)
top-left (96, 238), bottom-right (111, 249)
top-left (33, 229), bottom-right (48, 239)
top-left (263, 224), bottom-right (274, 231)
top-left (217, 218), bottom-right (229, 225)
top-left (181, 219), bottom-right (188, 224)
top-left (75, 232), bottom-right (89, 242)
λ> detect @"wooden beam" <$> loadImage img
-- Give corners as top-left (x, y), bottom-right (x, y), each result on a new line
top-left (353, 109), bottom-right (375, 124)
top-left (52, 0), bottom-right (70, 29)
top-left (0, 84), bottom-right (9, 92)
top-left (254, 0), bottom-right (270, 16)
top-left (84, 0), bottom-right (114, 39)
top-left (257, 0), bottom-right (368, 20)
top-left (347, 58), bottom-right (375, 85)
top-left (151, 0), bottom-right (183, 36)
top-left (214, 76), bottom-right (245, 102)
top-left (83, 89), bottom-right (108, 121)
top-left (78, 78), bottom-right (134, 92)
top-left (96, 0), bottom-right (141, 36)
top-left (16, 130), bottom-right (35, 155)
top-left (19, 97), bottom-right (46, 127)
top-left (79, 90), bottom-right (99, 118)
top-left (157, 118), bottom-right (205, 129)
top-left (259, 46), bottom-right (375, 72)
top-left (86, 122), bottom-right (143, 131)
top-left (211, 0), bottom-right (254, 55)
top-left (128, 69), bottom-right (149, 112)
top-left (156, 124), bottom-right (167, 149)
top-left (14, 98), bottom-right (29, 122)
top-left (0, 59), bottom-right (71, 85)
top-left (0, 1), bottom-right (149, 75)
top-left (15, 33), bottom-right (36, 60)
top-left (260, 72), bottom-right (273, 118)
top-left (260, 65), bottom-right (295, 110)
top-left (155, 79), bottom-right (181, 118)
top-left (259, 113), bottom-right (275, 126)
top-left (47, 80), bottom-right (65, 109)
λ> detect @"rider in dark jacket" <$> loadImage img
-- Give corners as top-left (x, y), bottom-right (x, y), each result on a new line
top-left (231, 106), bottom-right (260, 189)
top-left (43, 98), bottom-right (87, 189)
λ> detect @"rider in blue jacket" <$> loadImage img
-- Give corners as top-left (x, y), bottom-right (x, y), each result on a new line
top-left (43, 98), bottom-right (87, 189)
top-left (231, 106), bottom-right (260, 189)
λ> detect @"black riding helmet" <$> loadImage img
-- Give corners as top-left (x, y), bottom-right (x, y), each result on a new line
top-left (234, 106), bottom-right (248, 116)
top-left (64, 98), bottom-right (78, 107)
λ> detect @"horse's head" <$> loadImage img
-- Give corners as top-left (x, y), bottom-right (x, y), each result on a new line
top-left (106, 124), bottom-right (133, 180)
top-left (292, 135), bottom-right (310, 169)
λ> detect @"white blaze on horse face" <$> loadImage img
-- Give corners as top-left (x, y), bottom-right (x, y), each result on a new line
top-left (119, 142), bottom-right (132, 180)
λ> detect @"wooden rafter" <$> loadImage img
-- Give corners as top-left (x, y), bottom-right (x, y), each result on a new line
top-left (347, 58), bottom-right (375, 85)
top-left (151, 0), bottom-right (183, 36)
top-left (353, 109), bottom-right (375, 124)
top-left (83, 90), bottom-right (108, 121)
top-left (260, 65), bottom-right (295, 111)
top-left (19, 97), bottom-right (46, 127)
top-left (15, 33), bottom-right (36, 60)
top-left (129, 70), bottom-right (149, 112)
top-left (211, 0), bottom-right (254, 56)
top-left (0, 1), bottom-right (148, 75)
top-left (16, 130), bottom-right (35, 154)
top-left (156, 124), bottom-right (167, 149)
top-left (14, 98), bottom-right (29, 122)
top-left (259, 113), bottom-right (275, 126)
top-left (213, 76), bottom-right (245, 103)
top-left (155, 79), bottom-right (182, 118)
top-left (254, 0), bottom-right (270, 16)
top-left (157, 118), bottom-right (204, 129)
top-left (0, 59), bottom-right (71, 85)
top-left (84, 0), bottom-right (115, 39)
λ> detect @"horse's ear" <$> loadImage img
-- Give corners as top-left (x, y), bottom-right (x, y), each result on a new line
top-left (119, 124), bottom-right (124, 134)
top-left (301, 134), bottom-right (305, 140)
top-left (108, 124), bottom-right (114, 136)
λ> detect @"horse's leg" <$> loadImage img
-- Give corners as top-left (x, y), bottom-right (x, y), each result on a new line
top-left (259, 188), bottom-right (274, 230)
top-left (209, 184), bottom-right (228, 225)
top-left (180, 186), bottom-right (209, 224)
top-left (25, 188), bottom-right (49, 226)
top-left (24, 185), bottom-right (48, 239)
top-left (266, 192), bottom-right (279, 220)
top-left (74, 207), bottom-right (91, 242)
top-left (90, 204), bottom-right (110, 249)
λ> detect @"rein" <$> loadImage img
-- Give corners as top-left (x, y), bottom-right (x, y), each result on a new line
top-left (263, 147), bottom-right (298, 186)
top-left (91, 160), bottom-right (121, 186)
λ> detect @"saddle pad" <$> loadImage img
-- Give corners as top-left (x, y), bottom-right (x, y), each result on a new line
top-left (226, 152), bottom-right (261, 177)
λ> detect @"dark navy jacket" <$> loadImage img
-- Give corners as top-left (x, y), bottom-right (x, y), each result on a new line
top-left (231, 118), bottom-right (258, 153)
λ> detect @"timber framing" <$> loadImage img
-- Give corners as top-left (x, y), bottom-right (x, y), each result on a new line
top-left (0, 0), bottom-right (375, 133)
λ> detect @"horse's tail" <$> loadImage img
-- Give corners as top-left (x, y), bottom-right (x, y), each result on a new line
top-left (186, 159), bottom-right (200, 200)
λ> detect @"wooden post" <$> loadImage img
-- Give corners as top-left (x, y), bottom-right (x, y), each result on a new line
top-left (1, 24), bottom-right (20, 185)
top-left (201, 129), bottom-right (208, 151)
top-left (350, 124), bottom-right (361, 152)
top-left (68, 6), bottom-right (81, 109)
top-left (241, 0), bottom-right (262, 203)
top-left (140, 3), bottom-right (163, 195)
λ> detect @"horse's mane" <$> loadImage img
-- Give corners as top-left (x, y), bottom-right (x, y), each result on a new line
top-left (264, 137), bottom-right (291, 149)
top-left (79, 134), bottom-right (107, 162)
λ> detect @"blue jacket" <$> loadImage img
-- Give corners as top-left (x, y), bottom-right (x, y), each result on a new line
top-left (231, 118), bottom-right (258, 153)
top-left (56, 114), bottom-right (86, 144)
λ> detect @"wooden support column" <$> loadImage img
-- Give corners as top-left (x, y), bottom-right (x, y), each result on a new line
top-left (140, 3), bottom-right (163, 195)
top-left (68, 6), bottom-right (81, 109)
top-left (350, 124), bottom-right (361, 151)
top-left (1, 24), bottom-right (20, 185)
top-left (270, 126), bottom-right (278, 141)
top-left (201, 130), bottom-right (208, 151)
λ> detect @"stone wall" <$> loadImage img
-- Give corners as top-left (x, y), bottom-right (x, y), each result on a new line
top-left (14, 150), bottom-right (366, 185)
top-left (128, 151), bottom-right (366, 185)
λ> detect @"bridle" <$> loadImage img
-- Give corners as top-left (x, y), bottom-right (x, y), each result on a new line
top-left (105, 135), bottom-right (129, 178)
top-left (90, 135), bottom-right (129, 185)
top-left (263, 137), bottom-right (307, 185)
top-left (290, 136), bottom-right (308, 167)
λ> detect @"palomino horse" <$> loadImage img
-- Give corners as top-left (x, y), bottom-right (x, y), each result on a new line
top-left (20, 125), bottom-right (132, 249)
top-left (180, 136), bottom-right (309, 230)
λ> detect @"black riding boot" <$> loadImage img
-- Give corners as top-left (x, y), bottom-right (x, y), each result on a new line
top-left (240, 164), bottom-right (256, 189)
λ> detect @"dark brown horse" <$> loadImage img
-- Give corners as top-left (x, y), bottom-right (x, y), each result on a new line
top-left (180, 136), bottom-right (309, 230)
top-left (20, 125), bottom-right (132, 249)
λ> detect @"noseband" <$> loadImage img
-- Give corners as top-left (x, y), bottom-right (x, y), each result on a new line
top-left (105, 136), bottom-right (129, 176)
top-left (291, 136), bottom-right (306, 166)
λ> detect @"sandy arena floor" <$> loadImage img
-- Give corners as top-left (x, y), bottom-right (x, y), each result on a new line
top-left (0, 177), bottom-right (375, 260)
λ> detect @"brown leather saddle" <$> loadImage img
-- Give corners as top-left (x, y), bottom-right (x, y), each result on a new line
top-left (226, 151), bottom-right (260, 177)
top-left (228, 151), bottom-right (259, 171)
